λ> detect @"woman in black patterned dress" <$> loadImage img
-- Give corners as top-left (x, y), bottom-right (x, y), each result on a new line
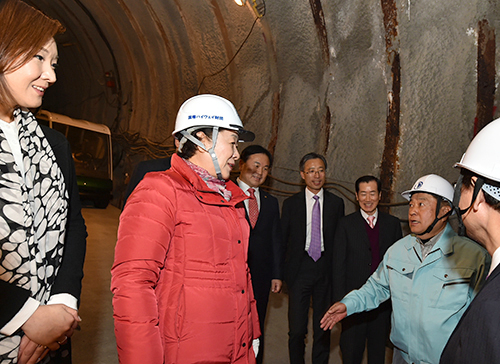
top-left (0, 1), bottom-right (87, 363)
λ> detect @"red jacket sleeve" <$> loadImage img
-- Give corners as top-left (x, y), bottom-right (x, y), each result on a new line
top-left (111, 175), bottom-right (175, 364)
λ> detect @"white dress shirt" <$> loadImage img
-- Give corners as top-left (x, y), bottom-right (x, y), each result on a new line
top-left (489, 246), bottom-right (500, 276)
top-left (360, 208), bottom-right (378, 227)
top-left (237, 178), bottom-right (261, 213)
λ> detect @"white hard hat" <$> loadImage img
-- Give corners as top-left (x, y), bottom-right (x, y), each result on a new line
top-left (401, 174), bottom-right (454, 203)
top-left (454, 117), bottom-right (500, 183)
top-left (172, 94), bottom-right (254, 142)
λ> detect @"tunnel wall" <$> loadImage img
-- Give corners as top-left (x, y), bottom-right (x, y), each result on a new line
top-left (28, 0), bottom-right (499, 214)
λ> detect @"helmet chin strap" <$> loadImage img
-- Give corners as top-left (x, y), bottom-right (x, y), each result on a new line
top-left (179, 126), bottom-right (224, 180)
top-left (415, 195), bottom-right (453, 237)
top-left (453, 174), bottom-right (485, 236)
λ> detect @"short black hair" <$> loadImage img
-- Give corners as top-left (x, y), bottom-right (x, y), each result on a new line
top-left (299, 152), bottom-right (327, 171)
top-left (355, 175), bottom-right (381, 193)
top-left (240, 145), bottom-right (273, 167)
top-left (461, 168), bottom-right (500, 212)
top-left (175, 127), bottom-right (213, 159)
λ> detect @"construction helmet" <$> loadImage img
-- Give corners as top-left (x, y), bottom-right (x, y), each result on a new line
top-left (401, 174), bottom-right (454, 236)
top-left (453, 118), bottom-right (500, 235)
top-left (173, 94), bottom-right (254, 180)
top-left (454, 117), bottom-right (500, 183)
top-left (173, 94), bottom-right (254, 142)
top-left (401, 174), bottom-right (454, 203)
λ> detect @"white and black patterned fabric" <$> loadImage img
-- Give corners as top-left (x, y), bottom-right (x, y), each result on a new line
top-left (0, 109), bottom-right (68, 363)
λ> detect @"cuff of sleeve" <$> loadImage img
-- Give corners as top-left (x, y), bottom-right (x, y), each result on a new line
top-left (252, 338), bottom-right (260, 358)
top-left (0, 298), bottom-right (40, 336)
top-left (340, 297), bottom-right (354, 316)
top-left (47, 294), bottom-right (78, 311)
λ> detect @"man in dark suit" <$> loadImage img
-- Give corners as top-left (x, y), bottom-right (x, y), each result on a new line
top-left (440, 118), bottom-right (500, 363)
top-left (123, 157), bottom-right (172, 206)
top-left (282, 152), bottom-right (345, 364)
top-left (236, 145), bottom-right (284, 364)
top-left (333, 175), bottom-right (402, 364)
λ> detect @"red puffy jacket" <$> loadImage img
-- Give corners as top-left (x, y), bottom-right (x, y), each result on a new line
top-left (112, 154), bottom-right (260, 364)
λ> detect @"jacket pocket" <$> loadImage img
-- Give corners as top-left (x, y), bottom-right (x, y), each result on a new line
top-left (386, 260), bottom-right (414, 303)
top-left (431, 268), bottom-right (473, 310)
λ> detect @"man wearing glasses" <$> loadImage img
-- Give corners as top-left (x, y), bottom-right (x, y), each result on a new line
top-left (282, 152), bottom-right (345, 364)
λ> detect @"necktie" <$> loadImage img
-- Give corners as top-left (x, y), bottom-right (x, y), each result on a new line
top-left (248, 188), bottom-right (258, 228)
top-left (368, 216), bottom-right (375, 229)
top-left (308, 195), bottom-right (321, 261)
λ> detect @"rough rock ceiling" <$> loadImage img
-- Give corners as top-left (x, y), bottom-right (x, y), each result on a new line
top-left (26, 0), bottom-right (499, 213)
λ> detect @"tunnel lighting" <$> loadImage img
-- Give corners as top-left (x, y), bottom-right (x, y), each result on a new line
top-left (234, 0), bottom-right (246, 5)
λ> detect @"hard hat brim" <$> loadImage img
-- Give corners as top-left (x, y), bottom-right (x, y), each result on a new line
top-left (236, 128), bottom-right (255, 142)
top-left (454, 161), bottom-right (499, 182)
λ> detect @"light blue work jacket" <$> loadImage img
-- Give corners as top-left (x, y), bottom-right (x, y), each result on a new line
top-left (341, 223), bottom-right (490, 364)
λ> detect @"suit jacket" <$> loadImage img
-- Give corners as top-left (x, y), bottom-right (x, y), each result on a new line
top-left (440, 262), bottom-right (500, 364)
top-left (332, 210), bottom-right (402, 301)
top-left (246, 189), bottom-right (284, 287)
top-left (282, 189), bottom-right (345, 287)
top-left (0, 126), bottom-right (87, 328)
top-left (123, 157), bottom-right (172, 206)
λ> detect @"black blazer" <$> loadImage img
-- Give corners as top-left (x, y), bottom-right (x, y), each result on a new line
top-left (332, 210), bottom-right (402, 301)
top-left (123, 157), bottom-right (172, 206)
top-left (0, 126), bottom-right (87, 328)
top-left (440, 262), bottom-right (500, 364)
top-left (282, 189), bottom-right (345, 287)
top-left (246, 189), bottom-right (284, 289)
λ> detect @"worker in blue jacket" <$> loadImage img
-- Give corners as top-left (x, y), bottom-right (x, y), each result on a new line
top-left (321, 174), bottom-right (490, 364)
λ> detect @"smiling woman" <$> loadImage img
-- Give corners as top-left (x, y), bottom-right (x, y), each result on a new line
top-left (111, 94), bottom-right (262, 364)
top-left (0, 1), bottom-right (87, 364)
top-left (2, 39), bottom-right (58, 119)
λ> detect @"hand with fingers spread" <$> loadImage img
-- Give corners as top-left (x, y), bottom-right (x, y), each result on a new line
top-left (320, 302), bottom-right (347, 331)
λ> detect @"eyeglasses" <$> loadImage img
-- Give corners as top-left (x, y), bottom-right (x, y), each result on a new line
top-left (304, 169), bottom-right (325, 175)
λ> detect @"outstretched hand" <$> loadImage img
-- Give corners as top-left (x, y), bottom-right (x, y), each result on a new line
top-left (320, 302), bottom-right (347, 330)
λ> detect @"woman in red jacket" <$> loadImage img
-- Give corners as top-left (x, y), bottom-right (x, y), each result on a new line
top-left (112, 94), bottom-right (260, 364)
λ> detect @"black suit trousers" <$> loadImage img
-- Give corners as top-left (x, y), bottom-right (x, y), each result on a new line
top-left (339, 301), bottom-right (391, 364)
top-left (252, 277), bottom-right (271, 364)
top-left (288, 252), bottom-right (331, 364)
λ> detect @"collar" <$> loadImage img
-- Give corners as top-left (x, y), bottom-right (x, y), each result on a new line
top-left (185, 158), bottom-right (231, 201)
top-left (360, 208), bottom-right (378, 222)
top-left (305, 187), bottom-right (324, 200)
top-left (237, 177), bottom-right (259, 194)
top-left (170, 153), bottom-right (248, 206)
top-left (489, 247), bottom-right (500, 275)
top-left (416, 228), bottom-right (445, 253)
top-left (404, 222), bottom-right (455, 254)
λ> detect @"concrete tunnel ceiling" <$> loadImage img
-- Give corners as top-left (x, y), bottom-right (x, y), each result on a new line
top-left (27, 0), bottom-right (499, 214)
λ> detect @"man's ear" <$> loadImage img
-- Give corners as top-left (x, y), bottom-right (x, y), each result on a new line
top-left (441, 205), bottom-right (451, 214)
top-left (440, 204), bottom-right (452, 216)
top-left (472, 190), bottom-right (486, 212)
